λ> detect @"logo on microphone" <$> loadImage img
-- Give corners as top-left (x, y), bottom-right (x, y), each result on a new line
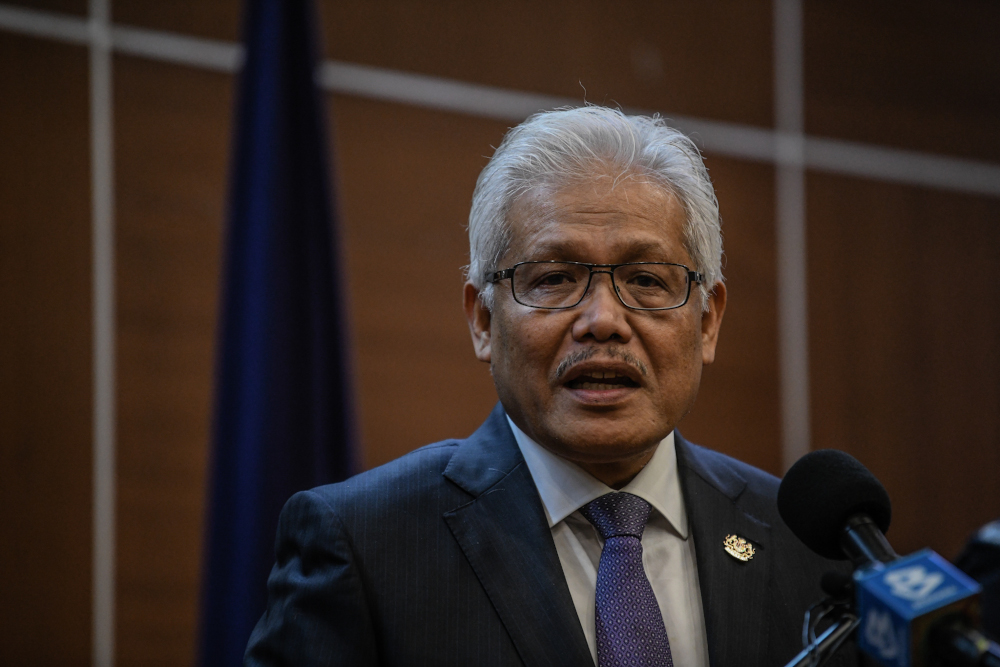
top-left (855, 550), bottom-right (982, 667)
top-left (883, 566), bottom-right (944, 602)
top-left (863, 608), bottom-right (902, 661)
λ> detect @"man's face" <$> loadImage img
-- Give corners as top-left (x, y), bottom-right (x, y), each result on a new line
top-left (464, 172), bottom-right (726, 482)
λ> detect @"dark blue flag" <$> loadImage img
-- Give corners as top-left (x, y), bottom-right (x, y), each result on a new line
top-left (198, 0), bottom-right (355, 664)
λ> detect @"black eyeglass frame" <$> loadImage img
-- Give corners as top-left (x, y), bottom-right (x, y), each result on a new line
top-left (485, 260), bottom-right (705, 311)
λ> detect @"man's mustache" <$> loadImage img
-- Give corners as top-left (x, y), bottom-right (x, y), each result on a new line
top-left (553, 346), bottom-right (648, 380)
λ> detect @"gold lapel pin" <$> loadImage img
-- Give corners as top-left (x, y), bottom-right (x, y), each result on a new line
top-left (723, 534), bottom-right (755, 562)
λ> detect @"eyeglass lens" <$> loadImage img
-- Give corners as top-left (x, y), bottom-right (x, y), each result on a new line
top-left (512, 262), bottom-right (690, 310)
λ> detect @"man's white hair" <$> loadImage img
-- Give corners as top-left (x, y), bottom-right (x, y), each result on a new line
top-left (467, 105), bottom-right (723, 310)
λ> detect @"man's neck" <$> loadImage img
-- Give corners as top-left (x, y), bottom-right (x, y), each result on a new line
top-left (573, 449), bottom-right (658, 489)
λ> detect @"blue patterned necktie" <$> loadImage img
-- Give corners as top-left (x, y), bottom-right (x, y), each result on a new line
top-left (580, 492), bottom-right (674, 667)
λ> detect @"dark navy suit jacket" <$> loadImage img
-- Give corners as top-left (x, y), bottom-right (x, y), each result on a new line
top-left (245, 403), bottom-right (856, 666)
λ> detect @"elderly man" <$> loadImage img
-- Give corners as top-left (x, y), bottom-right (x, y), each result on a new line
top-left (245, 106), bottom-right (852, 667)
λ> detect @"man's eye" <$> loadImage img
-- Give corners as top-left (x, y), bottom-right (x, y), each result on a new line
top-left (537, 272), bottom-right (575, 286)
top-left (628, 273), bottom-right (668, 290)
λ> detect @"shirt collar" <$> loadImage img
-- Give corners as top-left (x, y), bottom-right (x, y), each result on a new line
top-left (506, 416), bottom-right (689, 539)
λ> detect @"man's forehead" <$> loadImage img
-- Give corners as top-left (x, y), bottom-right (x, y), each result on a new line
top-left (505, 178), bottom-right (687, 260)
top-left (513, 175), bottom-right (676, 215)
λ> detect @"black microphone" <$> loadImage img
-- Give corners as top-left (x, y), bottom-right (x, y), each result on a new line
top-left (778, 449), bottom-right (1000, 667)
top-left (778, 448), bottom-right (896, 566)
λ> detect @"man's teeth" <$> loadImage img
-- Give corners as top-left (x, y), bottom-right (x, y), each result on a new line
top-left (576, 371), bottom-right (630, 390)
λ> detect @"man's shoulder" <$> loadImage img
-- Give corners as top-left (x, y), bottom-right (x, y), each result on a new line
top-left (306, 439), bottom-right (464, 509)
top-left (289, 404), bottom-right (518, 526)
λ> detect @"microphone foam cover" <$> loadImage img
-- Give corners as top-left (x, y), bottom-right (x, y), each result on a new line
top-left (777, 449), bottom-right (892, 560)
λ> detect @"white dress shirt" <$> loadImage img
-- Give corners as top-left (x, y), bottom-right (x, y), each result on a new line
top-left (507, 417), bottom-right (710, 667)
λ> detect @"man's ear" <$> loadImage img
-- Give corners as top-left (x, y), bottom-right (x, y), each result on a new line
top-left (701, 281), bottom-right (727, 365)
top-left (463, 281), bottom-right (492, 362)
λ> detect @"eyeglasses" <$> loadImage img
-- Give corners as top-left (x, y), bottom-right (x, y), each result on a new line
top-left (486, 261), bottom-right (704, 311)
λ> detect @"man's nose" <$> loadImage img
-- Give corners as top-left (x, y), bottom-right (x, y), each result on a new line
top-left (571, 271), bottom-right (633, 342)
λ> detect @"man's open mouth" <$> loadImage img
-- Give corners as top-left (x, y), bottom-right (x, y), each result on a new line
top-left (565, 371), bottom-right (640, 390)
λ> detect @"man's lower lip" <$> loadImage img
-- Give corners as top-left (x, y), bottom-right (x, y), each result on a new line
top-left (563, 385), bottom-right (637, 402)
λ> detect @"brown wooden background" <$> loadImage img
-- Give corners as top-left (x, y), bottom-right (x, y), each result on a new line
top-left (1, 0), bottom-right (998, 665)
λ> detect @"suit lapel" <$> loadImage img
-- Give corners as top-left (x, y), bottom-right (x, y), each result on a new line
top-left (676, 435), bottom-right (773, 667)
top-left (443, 404), bottom-right (593, 667)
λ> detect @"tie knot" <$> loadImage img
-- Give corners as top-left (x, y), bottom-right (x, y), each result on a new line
top-left (580, 492), bottom-right (651, 540)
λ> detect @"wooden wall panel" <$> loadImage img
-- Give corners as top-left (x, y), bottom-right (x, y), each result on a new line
top-left (808, 171), bottom-right (1000, 559)
top-left (4, 0), bottom-right (86, 16)
top-left (330, 96), bottom-right (505, 469)
top-left (113, 0), bottom-right (774, 128)
top-left (0, 33), bottom-right (92, 666)
top-left (805, 1), bottom-right (1000, 162)
top-left (113, 0), bottom-right (239, 43)
top-left (114, 56), bottom-right (232, 667)
top-left (680, 157), bottom-right (781, 475)
top-left (323, 0), bottom-right (774, 127)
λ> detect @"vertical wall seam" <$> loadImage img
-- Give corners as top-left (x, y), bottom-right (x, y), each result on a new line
top-left (774, 0), bottom-right (811, 471)
top-left (89, 0), bottom-right (115, 664)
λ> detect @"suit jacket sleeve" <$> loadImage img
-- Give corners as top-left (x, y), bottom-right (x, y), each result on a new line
top-left (244, 489), bottom-right (379, 667)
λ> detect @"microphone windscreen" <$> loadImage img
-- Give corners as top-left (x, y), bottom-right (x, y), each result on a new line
top-left (777, 449), bottom-right (892, 560)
